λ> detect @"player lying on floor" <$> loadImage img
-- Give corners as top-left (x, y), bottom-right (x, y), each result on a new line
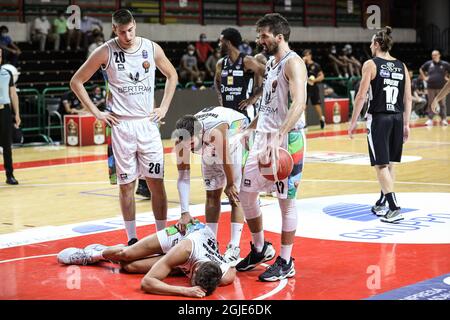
top-left (57, 221), bottom-right (236, 298)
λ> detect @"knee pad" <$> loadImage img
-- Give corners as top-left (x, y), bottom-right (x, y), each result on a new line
top-left (239, 191), bottom-right (261, 220)
top-left (279, 198), bottom-right (298, 232)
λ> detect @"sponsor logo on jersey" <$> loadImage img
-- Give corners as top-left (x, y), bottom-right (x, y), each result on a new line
top-left (129, 72), bottom-right (140, 83)
top-left (381, 62), bottom-right (402, 73)
top-left (391, 72), bottom-right (404, 80)
top-left (142, 50), bottom-right (148, 59)
top-left (117, 63), bottom-right (125, 71)
top-left (221, 70), bottom-right (228, 77)
top-left (233, 70), bottom-right (244, 77)
top-left (380, 69), bottom-right (390, 78)
top-left (142, 60), bottom-right (150, 73)
top-left (244, 179), bottom-right (251, 187)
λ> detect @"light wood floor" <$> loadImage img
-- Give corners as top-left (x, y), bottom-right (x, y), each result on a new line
top-left (1, 119), bottom-right (449, 234)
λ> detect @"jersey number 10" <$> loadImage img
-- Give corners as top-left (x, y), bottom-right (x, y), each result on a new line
top-left (383, 85), bottom-right (399, 105)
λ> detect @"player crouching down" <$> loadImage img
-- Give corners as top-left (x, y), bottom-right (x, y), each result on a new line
top-left (57, 222), bottom-right (236, 298)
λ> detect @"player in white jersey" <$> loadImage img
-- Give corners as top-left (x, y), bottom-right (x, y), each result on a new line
top-left (235, 13), bottom-right (308, 282)
top-left (57, 222), bottom-right (236, 298)
top-left (173, 106), bottom-right (250, 263)
top-left (70, 10), bottom-right (178, 245)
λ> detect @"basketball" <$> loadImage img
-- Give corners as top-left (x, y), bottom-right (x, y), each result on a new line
top-left (258, 147), bottom-right (294, 181)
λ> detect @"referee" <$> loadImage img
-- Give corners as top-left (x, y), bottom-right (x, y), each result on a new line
top-left (0, 48), bottom-right (21, 185)
top-left (348, 27), bottom-right (412, 223)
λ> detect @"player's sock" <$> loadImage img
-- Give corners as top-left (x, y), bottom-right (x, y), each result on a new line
top-left (207, 223), bottom-right (218, 237)
top-left (385, 192), bottom-right (400, 211)
top-left (124, 220), bottom-right (137, 241)
top-left (376, 191), bottom-right (386, 206)
top-left (280, 244), bottom-right (293, 262)
top-left (91, 250), bottom-right (104, 262)
top-left (230, 223), bottom-right (243, 247)
top-left (251, 231), bottom-right (264, 253)
top-left (155, 219), bottom-right (167, 231)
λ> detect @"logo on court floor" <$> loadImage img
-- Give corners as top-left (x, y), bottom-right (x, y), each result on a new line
top-left (261, 193), bottom-right (450, 244)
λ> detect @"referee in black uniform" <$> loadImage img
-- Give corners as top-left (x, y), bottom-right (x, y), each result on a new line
top-left (0, 48), bottom-right (21, 185)
top-left (303, 49), bottom-right (325, 129)
top-left (348, 27), bottom-right (412, 223)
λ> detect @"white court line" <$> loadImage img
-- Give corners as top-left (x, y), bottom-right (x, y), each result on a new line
top-left (11, 160), bottom-right (105, 171)
top-left (0, 253), bottom-right (57, 264)
top-left (252, 262), bottom-right (288, 300)
top-left (302, 179), bottom-right (450, 187)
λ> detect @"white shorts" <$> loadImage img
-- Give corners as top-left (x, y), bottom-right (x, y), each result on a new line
top-left (201, 139), bottom-right (243, 191)
top-left (112, 118), bottom-right (164, 184)
top-left (241, 130), bottom-right (306, 199)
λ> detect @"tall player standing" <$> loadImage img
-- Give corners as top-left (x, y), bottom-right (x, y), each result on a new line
top-left (235, 13), bottom-right (307, 282)
top-left (70, 9), bottom-right (178, 245)
top-left (349, 27), bottom-right (412, 223)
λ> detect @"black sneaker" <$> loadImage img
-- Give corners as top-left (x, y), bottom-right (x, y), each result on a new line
top-left (371, 204), bottom-right (388, 216)
top-left (380, 209), bottom-right (403, 223)
top-left (235, 241), bottom-right (275, 272)
top-left (258, 256), bottom-right (295, 282)
top-left (319, 117), bottom-right (325, 129)
top-left (127, 238), bottom-right (138, 246)
top-left (6, 174), bottom-right (18, 185)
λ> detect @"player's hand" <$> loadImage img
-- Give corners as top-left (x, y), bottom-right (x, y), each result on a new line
top-left (238, 96), bottom-right (256, 110)
top-left (403, 125), bottom-right (410, 143)
top-left (348, 121), bottom-right (357, 139)
top-left (183, 286), bottom-right (207, 298)
top-left (224, 184), bottom-right (240, 205)
top-left (97, 111), bottom-right (119, 126)
top-left (14, 114), bottom-right (21, 128)
top-left (150, 107), bottom-right (167, 124)
top-left (431, 98), bottom-right (440, 114)
top-left (176, 212), bottom-right (194, 234)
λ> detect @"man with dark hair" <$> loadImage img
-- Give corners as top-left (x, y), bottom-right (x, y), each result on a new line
top-left (0, 48), bottom-right (21, 185)
top-left (236, 13), bottom-right (307, 282)
top-left (70, 9), bottom-right (178, 245)
top-left (57, 221), bottom-right (236, 298)
top-left (173, 106), bottom-right (251, 263)
top-left (215, 27), bottom-right (265, 121)
top-left (420, 50), bottom-right (450, 126)
top-left (302, 49), bottom-right (325, 129)
top-left (349, 26), bottom-right (412, 223)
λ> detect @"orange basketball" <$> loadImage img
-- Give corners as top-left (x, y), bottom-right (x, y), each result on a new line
top-left (258, 147), bottom-right (294, 181)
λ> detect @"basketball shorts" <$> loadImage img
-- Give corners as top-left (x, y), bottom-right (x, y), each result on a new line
top-left (156, 221), bottom-right (210, 254)
top-left (112, 117), bottom-right (164, 184)
top-left (201, 136), bottom-right (243, 191)
top-left (240, 130), bottom-right (306, 199)
top-left (366, 112), bottom-right (403, 166)
top-left (307, 85), bottom-right (321, 105)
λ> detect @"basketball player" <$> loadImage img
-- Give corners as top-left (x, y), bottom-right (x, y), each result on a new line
top-left (215, 28), bottom-right (265, 121)
top-left (348, 27), bottom-right (412, 223)
top-left (174, 106), bottom-right (251, 263)
top-left (57, 221), bottom-right (235, 298)
top-left (70, 9), bottom-right (178, 245)
top-left (235, 13), bottom-right (307, 282)
top-left (431, 78), bottom-right (450, 115)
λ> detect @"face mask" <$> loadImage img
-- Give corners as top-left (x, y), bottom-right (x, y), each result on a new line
top-left (188, 50), bottom-right (194, 55)
top-left (331, 48), bottom-right (336, 54)
top-left (41, 16), bottom-right (47, 20)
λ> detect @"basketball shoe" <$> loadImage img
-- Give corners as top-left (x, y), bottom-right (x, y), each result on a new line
top-left (259, 256), bottom-right (295, 282)
top-left (236, 241), bottom-right (275, 271)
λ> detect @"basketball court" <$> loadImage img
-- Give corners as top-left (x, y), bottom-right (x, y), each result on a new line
top-left (1, 120), bottom-right (449, 300)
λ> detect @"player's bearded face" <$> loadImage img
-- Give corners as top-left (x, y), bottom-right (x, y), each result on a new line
top-left (258, 28), bottom-right (279, 56)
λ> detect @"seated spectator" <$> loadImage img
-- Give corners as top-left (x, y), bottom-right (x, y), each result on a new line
top-left (61, 90), bottom-right (85, 115)
top-left (179, 44), bottom-right (203, 84)
top-left (87, 33), bottom-right (104, 58)
top-left (52, 11), bottom-right (68, 51)
top-left (32, 11), bottom-right (51, 52)
top-left (205, 48), bottom-right (221, 81)
top-left (409, 70), bottom-right (427, 119)
top-left (239, 40), bottom-right (253, 56)
top-left (75, 14), bottom-right (103, 50)
top-left (90, 85), bottom-right (106, 111)
top-left (195, 33), bottom-right (214, 70)
top-left (328, 45), bottom-right (348, 78)
top-left (342, 44), bottom-right (361, 77)
top-left (0, 26), bottom-right (21, 66)
top-left (323, 83), bottom-right (340, 98)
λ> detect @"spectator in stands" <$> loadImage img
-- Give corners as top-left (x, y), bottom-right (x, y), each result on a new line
top-left (420, 50), bottom-right (450, 126)
top-left (323, 83), bottom-right (340, 98)
top-left (195, 33), bottom-right (214, 70)
top-left (0, 26), bottom-right (21, 66)
top-left (342, 44), bottom-right (361, 77)
top-left (75, 14), bottom-right (103, 50)
top-left (61, 90), bottom-right (85, 115)
top-left (328, 45), bottom-right (348, 77)
top-left (409, 70), bottom-right (427, 120)
top-left (87, 33), bottom-right (105, 58)
top-left (52, 11), bottom-right (68, 51)
top-left (32, 11), bottom-right (51, 52)
top-left (239, 40), bottom-right (253, 56)
top-left (205, 48), bottom-right (221, 81)
top-left (303, 49), bottom-right (326, 129)
top-left (179, 44), bottom-right (203, 84)
top-left (90, 85), bottom-right (106, 112)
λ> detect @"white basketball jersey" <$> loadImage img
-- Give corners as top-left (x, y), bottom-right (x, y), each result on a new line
top-left (257, 51), bottom-right (306, 133)
top-left (102, 37), bottom-right (156, 118)
top-left (178, 224), bottom-right (229, 279)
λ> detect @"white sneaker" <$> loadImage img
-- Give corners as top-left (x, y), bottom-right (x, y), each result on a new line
top-left (441, 119), bottom-right (448, 126)
top-left (223, 244), bottom-right (241, 264)
top-left (425, 119), bottom-right (433, 126)
top-left (84, 243), bottom-right (108, 252)
top-left (57, 247), bottom-right (96, 265)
